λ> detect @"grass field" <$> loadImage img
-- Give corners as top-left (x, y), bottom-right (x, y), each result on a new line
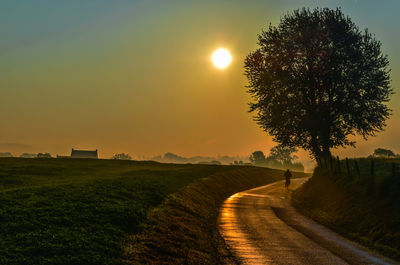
top-left (0, 158), bottom-right (233, 265)
top-left (293, 161), bottom-right (400, 261)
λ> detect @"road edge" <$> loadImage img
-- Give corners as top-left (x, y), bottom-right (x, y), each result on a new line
top-left (122, 167), bottom-right (308, 264)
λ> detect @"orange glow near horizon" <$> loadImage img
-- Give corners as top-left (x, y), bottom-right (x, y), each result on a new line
top-left (1, 1), bottom-right (399, 171)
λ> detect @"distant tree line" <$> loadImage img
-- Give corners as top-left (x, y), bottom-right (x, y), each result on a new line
top-left (112, 153), bottom-right (132, 160)
top-left (37, 153), bottom-right (52, 158)
top-left (249, 144), bottom-right (304, 172)
top-left (150, 152), bottom-right (248, 165)
top-left (19, 153), bottom-right (52, 158)
top-left (0, 152), bottom-right (13, 158)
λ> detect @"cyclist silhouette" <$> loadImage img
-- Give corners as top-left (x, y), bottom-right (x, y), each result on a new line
top-left (284, 169), bottom-right (292, 189)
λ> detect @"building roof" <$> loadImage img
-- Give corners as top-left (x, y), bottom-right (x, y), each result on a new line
top-left (70, 148), bottom-right (98, 158)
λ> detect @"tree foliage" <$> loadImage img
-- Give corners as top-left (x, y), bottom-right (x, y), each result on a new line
top-left (245, 8), bottom-right (392, 159)
top-left (249, 146), bottom-right (304, 172)
top-left (249, 151), bottom-right (266, 164)
top-left (112, 153), bottom-right (132, 160)
top-left (269, 144), bottom-right (298, 165)
top-left (37, 153), bottom-right (52, 158)
top-left (372, 148), bottom-right (395, 157)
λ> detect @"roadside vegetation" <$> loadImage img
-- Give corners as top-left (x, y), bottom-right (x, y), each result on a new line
top-left (0, 158), bottom-right (231, 265)
top-left (293, 157), bottom-right (400, 260)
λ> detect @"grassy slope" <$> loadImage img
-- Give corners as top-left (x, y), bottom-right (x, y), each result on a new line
top-left (0, 158), bottom-right (232, 265)
top-left (123, 167), bottom-right (309, 264)
top-left (293, 165), bottom-right (400, 261)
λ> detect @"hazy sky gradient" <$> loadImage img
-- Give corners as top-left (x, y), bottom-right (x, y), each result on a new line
top-left (1, 0), bottom-right (399, 162)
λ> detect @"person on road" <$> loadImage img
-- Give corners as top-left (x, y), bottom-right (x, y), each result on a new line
top-left (284, 169), bottom-right (292, 189)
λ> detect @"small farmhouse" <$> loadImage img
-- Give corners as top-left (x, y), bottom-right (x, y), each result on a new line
top-left (70, 148), bottom-right (98, 159)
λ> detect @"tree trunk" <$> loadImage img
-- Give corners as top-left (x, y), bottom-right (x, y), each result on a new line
top-left (321, 132), bottom-right (332, 160)
top-left (310, 135), bottom-right (323, 163)
top-left (322, 146), bottom-right (331, 159)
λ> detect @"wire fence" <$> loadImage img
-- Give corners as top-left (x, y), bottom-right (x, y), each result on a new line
top-left (317, 156), bottom-right (400, 180)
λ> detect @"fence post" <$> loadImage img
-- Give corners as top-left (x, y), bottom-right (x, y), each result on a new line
top-left (354, 160), bottom-right (360, 177)
top-left (330, 156), bottom-right (334, 170)
top-left (368, 159), bottom-right (375, 195)
top-left (397, 164), bottom-right (399, 178)
top-left (346, 158), bottom-right (350, 177)
top-left (337, 156), bottom-right (341, 172)
top-left (370, 159), bottom-right (374, 177)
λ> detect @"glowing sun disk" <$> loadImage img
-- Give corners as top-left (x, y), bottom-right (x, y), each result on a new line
top-left (211, 48), bottom-right (232, 69)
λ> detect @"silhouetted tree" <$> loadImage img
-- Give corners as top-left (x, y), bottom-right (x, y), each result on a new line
top-left (163, 152), bottom-right (187, 163)
top-left (245, 8), bottom-right (392, 160)
top-left (249, 147), bottom-right (304, 171)
top-left (36, 153), bottom-right (52, 158)
top-left (372, 148), bottom-right (395, 158)
top-left (233, 160), bottom-right (244, 165)
top-left (269, 144), bottom-right (298, 165)
top-left (249, 151), bottom-right (266, 164)
top-left (112, 153), bottom-right (132, 160)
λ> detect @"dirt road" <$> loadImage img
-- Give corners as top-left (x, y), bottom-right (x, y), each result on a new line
top-left (218, 178), bottom-right (398, 265)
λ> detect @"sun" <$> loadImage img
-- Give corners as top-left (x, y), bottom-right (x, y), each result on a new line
top-left (211, 48), bottom-right (232, 69)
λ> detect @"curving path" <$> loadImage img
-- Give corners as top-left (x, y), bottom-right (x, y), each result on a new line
top-left (218, 178), bottom-right (398, 265)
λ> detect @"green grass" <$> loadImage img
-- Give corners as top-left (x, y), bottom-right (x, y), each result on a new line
top-left (0, 158), bottom-right (232, 265)
top-left (123, 167), bottom-right (309, 264)
top-left (293, 164), bottom-right (400, 261)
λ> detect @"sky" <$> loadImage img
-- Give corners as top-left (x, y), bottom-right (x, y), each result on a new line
top-left (1, 0), bottom-right (399, 165)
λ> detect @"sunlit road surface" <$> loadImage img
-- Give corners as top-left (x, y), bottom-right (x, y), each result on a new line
top-left (218, 178), bottom-right (398, 265)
